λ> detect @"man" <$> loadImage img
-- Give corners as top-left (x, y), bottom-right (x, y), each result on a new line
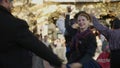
top-left (92, 15), bottom-right (120, 68)
top-left (0, 0), bottom-right (65, 68)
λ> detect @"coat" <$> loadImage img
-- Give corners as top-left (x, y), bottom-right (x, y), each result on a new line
top-left (68, 29), bottom-right (97, 64)
top-left (0, 6), bottom-right (62, 68)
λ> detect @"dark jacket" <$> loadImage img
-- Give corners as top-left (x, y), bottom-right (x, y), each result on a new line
top-left (64, 14), bottom-right (77, 44)
top-left (68, 29), bottom-right (97, 64)
top-left (64, 14), bottom-right (77, 60)
top-left (0, 6), bottom-right (62, 68)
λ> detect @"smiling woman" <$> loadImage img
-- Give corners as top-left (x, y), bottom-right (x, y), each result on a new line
top-left (66, 11), bottom-right (101, 68)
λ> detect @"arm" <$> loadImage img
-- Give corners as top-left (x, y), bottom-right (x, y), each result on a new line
top-left (92, 16), bottom-right (111, 40)
top-left (65, 6), bottom-right (71, 31)
top-left (65, 14), bottom-right (71, 32)
top-left (65, 14), bottom-right (77, 36)
top-left (15, 20), bottom-right (62, 67)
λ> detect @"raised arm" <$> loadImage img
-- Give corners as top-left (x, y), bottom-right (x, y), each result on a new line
top-left (92, 16), bottom-right (111, 40)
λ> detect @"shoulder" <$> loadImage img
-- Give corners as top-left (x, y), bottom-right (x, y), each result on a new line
top-left (15, 18), bottom-right (28, 24)
top-left (86, 31), bottom-right (96, 40)
top-left (14, 17), bottom-right (29, 28)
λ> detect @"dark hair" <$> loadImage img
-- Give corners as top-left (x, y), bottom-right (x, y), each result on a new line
top-left (0, 0), bottom-right (2, 2)
top-left (0, 0), bottom-right (13, 2)
top-left (9, 0), bottom-right (13, 2)
top-left (74, 11), bottom-right (92, 22)
top-left (111, 18), bottom-right (120, 29)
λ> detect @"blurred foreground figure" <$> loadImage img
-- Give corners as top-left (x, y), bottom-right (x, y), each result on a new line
top-left (0, 0), bottom-right (66, 68)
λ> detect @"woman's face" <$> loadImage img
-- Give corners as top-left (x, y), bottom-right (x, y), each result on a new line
top-left (77, 15), bottom-right (90, 31)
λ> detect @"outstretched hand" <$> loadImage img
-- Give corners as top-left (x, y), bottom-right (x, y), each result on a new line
top-left (89, 14), bottom-right (99, 23)
top-left (70, 62), bottom-right (83, 68)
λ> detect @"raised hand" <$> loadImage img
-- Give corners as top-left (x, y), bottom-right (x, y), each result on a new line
top-left (67, 6), bottom-right (72, 13)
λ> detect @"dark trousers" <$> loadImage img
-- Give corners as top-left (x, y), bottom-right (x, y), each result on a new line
top-left (110, 49), bottom-right (120, 68)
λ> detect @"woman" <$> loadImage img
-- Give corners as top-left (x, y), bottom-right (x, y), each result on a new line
top-left (67, 11), bottom-right (101, 68)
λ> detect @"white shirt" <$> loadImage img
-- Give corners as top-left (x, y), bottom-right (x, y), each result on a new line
top-left (56, 16), bottom-right (66, 35)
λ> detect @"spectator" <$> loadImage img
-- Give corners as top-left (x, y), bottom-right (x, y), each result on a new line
top-left (92, 14), bottom-right (120, 68)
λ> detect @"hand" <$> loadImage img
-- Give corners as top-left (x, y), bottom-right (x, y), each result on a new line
top-left (90, 15), bottom-right (99, 23)
top-left (67, 6), bottom-right (72, 13)
top-left (70, 63), bottom-right (82, 68)
top-left (90, 10), bottom-right (96, 16)
top-left (61, 64), bottom-right (66, 68)
top-left (72, 23), bottom-right (79, 29)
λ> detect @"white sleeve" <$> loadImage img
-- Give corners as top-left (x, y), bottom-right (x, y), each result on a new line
top-left (56, 19), bottom-right (66, 35)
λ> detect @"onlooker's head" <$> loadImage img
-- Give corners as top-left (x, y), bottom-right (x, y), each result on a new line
top-left (43, 35), bottom-right (48, 42)
top-left (111, 18), bottom-right (120, 29)
top-left (0, 0), bottom-right (13, 12)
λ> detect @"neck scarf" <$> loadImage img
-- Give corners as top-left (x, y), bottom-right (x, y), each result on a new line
top-left (71, 29), bottom-right (92, 51)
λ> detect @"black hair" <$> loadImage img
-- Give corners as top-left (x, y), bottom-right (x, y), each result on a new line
top-left (111, 18), bottom-right (120, 29)
top-left (74, 11), bottom-right (86, 20)
top-left (0, 0), bottom-right (2, 2)
top-left (0, 0), bottom-right (13, 2)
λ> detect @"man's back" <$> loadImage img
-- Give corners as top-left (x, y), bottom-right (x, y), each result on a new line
top-left (0, 5), bottom-right (62, 68)
top-left (0, 6), bottom-right (33, 68)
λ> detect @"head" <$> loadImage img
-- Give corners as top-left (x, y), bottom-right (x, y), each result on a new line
top-left (0, 0), bottom-right (13, 12)
top-left (74, 11), bottom-right (92, 31)
top-left (43, 35), bottom-right (48, 42)
top-left (60, 12), bottom-right (65, 17)
top-left (111, 18), bottom-right (120, 29)
top-left (39, 34), bottom-right (42, 40)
